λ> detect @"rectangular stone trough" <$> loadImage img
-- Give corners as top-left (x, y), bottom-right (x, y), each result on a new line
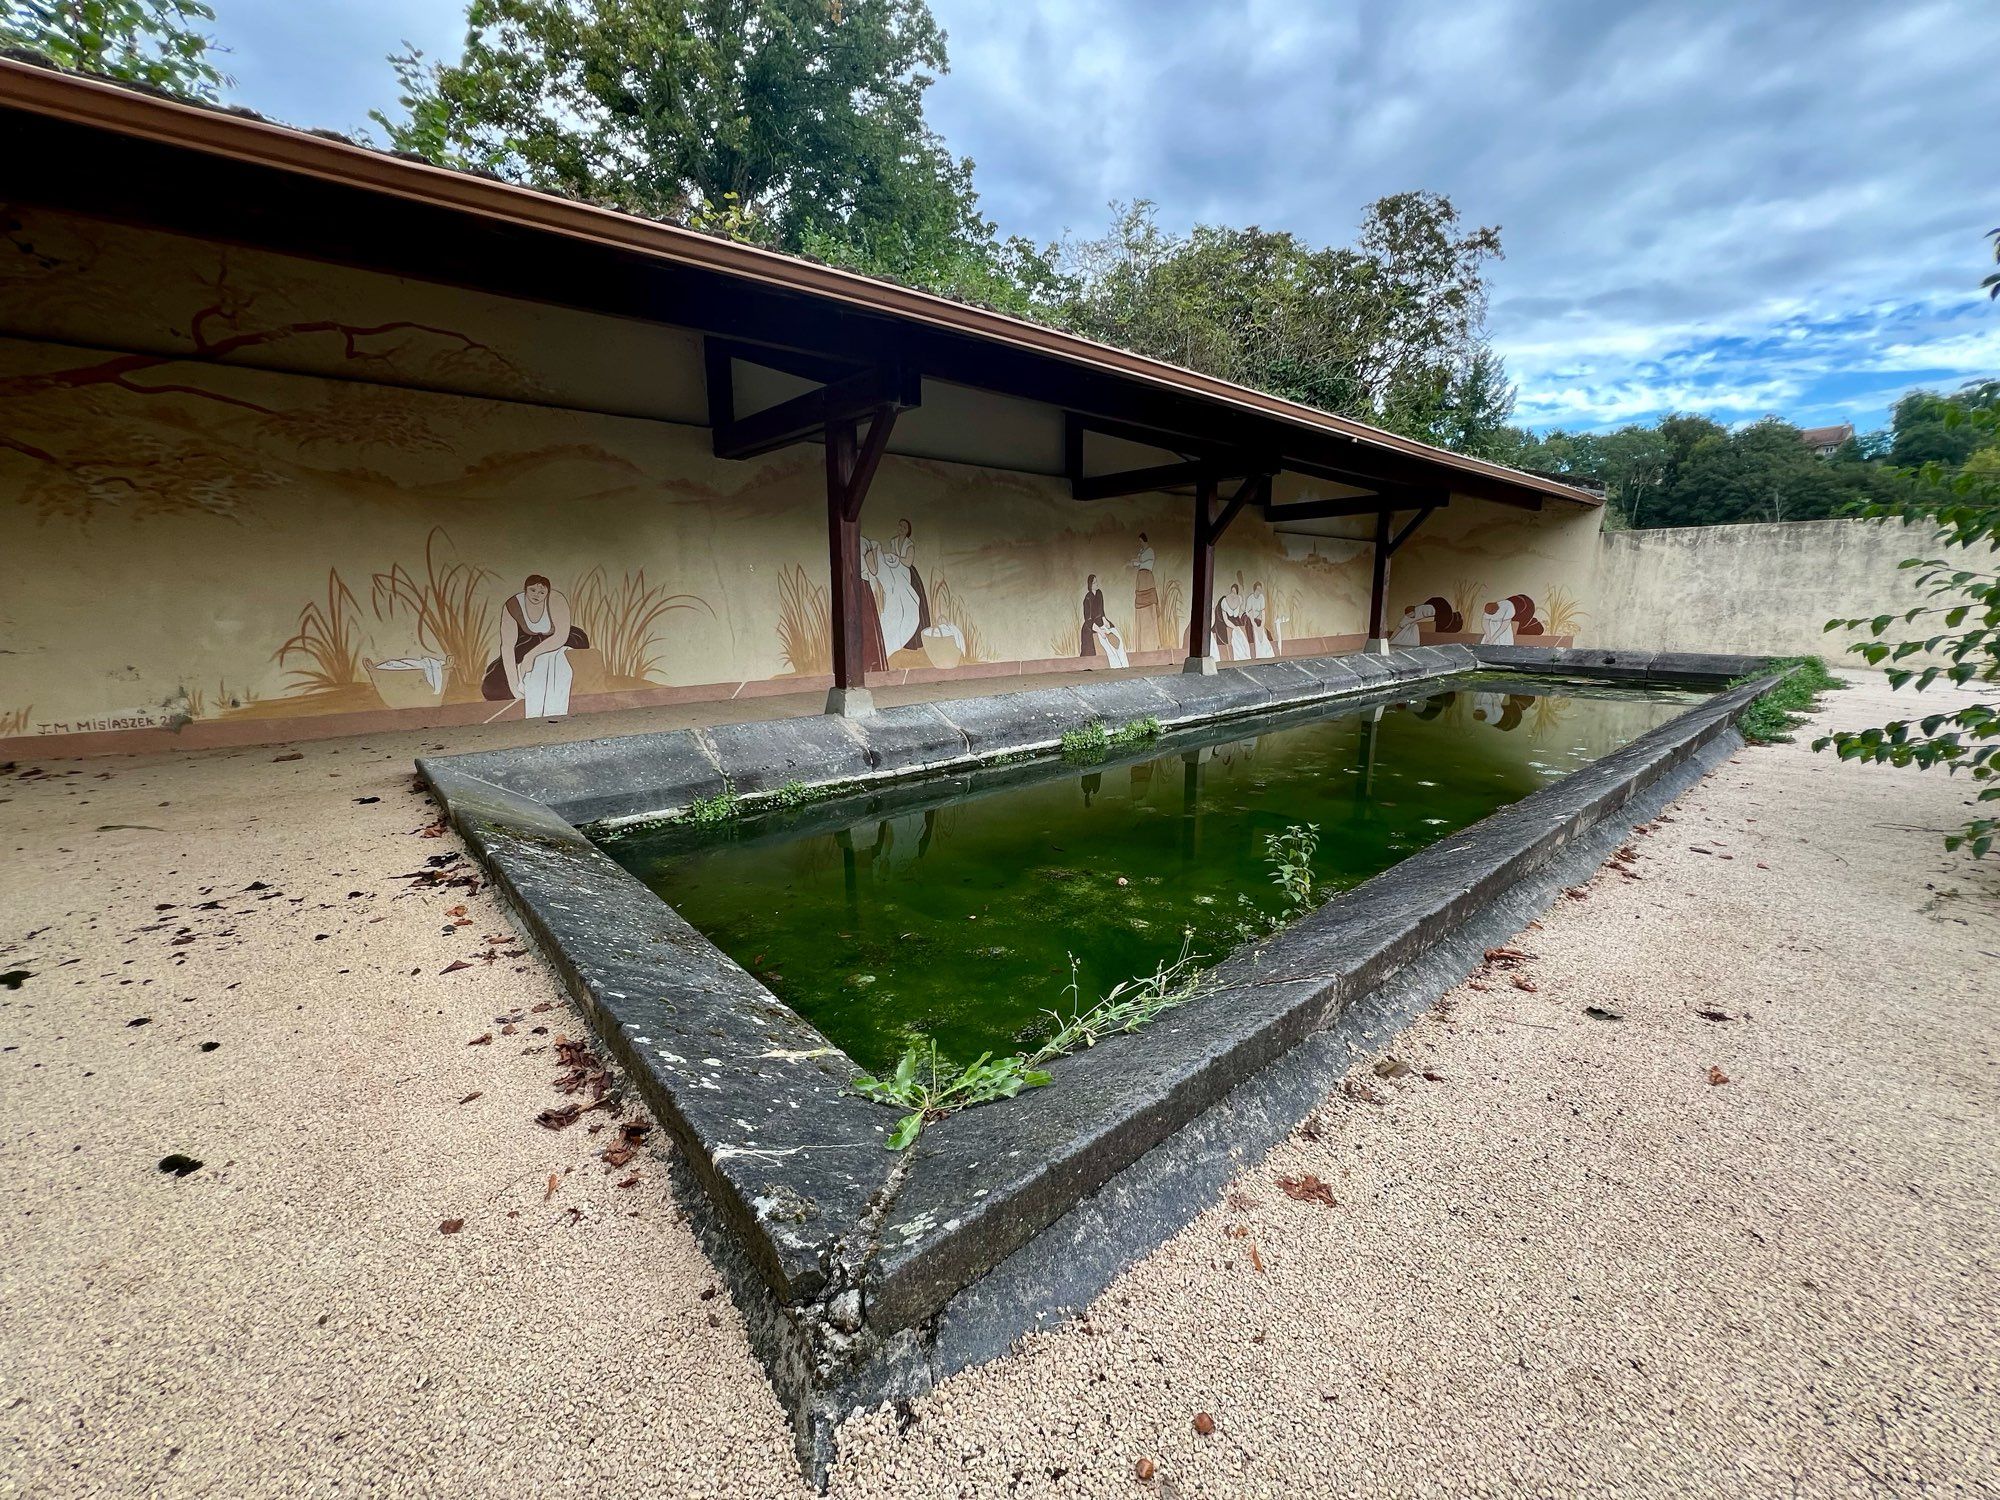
top-left (417, 644), bottom-right (1781, 1482)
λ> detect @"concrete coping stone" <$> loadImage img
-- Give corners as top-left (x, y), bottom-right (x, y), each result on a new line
top-left (416, 643), bottom-right (1781, 1478)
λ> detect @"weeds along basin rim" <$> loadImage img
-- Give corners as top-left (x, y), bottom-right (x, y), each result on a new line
top-left (415, 644), bottom-right (1780, 1472)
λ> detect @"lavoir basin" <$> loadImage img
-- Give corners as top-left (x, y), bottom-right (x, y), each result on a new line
top-left (604, 675), bottom-right (1706, 1077)
top-left (417, 643), bottom-right (1782, 1479)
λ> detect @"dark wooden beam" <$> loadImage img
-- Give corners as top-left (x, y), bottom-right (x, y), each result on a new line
top-left (703, 337), bottom-right (734, 432)
top-left (714, 363), bottom-right (920, 461)
top-left (1385, 504), bottom-right (1439, 556)
top-left (1208, 474), bottom-right (1263, 543)
top-left (1072, 459), bottom-right (1220, 502)
top-left (1063, 412), bottom-right (1086, 484)
top-left (1067, 412), bottom-right (1228, 461)
top-left (843, 405), bottom-right (898, 522)
top-left (1265, 496), bottom-right (1410, 524)
top-left (707, 336), bottom-right (864, 388)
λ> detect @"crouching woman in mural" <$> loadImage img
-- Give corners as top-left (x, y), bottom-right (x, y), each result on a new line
top-left (482, 574), bottom-right (589, 718)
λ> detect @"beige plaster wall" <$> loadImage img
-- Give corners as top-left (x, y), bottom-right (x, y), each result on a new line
top-left (1593, 519), bottom-right (1963, 663)
top-left (0, 205), bottom-right (1601, 756)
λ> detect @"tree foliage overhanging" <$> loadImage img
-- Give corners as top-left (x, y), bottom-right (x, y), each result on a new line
top-left (1, 0), bottom-right (226, 99)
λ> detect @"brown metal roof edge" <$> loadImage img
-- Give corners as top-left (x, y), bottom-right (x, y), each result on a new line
top-left (0, 55), bottom-right (1602, 508)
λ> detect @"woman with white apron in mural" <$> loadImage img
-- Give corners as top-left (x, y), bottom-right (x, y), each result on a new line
top-left (482, 574), bottom-right (577, 718)
top-left (1222, 584), bottom-right (1252, 660)
top-left (869, 522), bottom-right (925, 656)
top-left (1247, 580), bottom-right (1275, 657)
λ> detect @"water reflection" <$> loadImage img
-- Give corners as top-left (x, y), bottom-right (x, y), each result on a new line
top-left (612, 677), bottom-right (1704, 1071)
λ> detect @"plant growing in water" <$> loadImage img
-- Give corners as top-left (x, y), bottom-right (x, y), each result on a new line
top-left (1060, 716), bottom-right (1161, 761)
top-left (854, 823), bottom-right (1316, 1149)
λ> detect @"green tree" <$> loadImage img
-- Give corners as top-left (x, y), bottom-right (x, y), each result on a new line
top-left (1818, 398), bottom-right (2000, 856)
top-left (1, 0), bottom-right (226, 99)
top-left (1051, 193), bottom-right (1510, 447)
top-left (372, 0), bottom-right (1012, 296)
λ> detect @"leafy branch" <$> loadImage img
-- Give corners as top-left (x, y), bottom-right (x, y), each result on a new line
top-left (1816, 390), bottom-right (2000, 857)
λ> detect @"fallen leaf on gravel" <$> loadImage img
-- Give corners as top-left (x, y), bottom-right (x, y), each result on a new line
top-left (537, 1102), bottom-right (585, 1131)
top-left (1372, 1056), bottom-right (1412, 1078)
top-left (1585, 1005), bottom-right (1625, 1021)
top-left (1707, 1065), bottom-right (1731, 1086)
top-left (446, 904), bottom-right (467, 917)
top-left (442, 960), bottom-right (472, 975)
top-left (467, 1033), bottom-right (492, 1047)
top-left (438, 1218), bottom-right (464, 1234)
top-left (1225, 1190), bottom-right (1261, 1211)
top-left (1247, 1241), bottom-right (1264, 1273)
top-left (1694, 1009), bottom-right (1736, 1023)
top-left (1135, 1458), bottom-right (1156, 1481)
top-left (354, 796), bottom-right (380, 805)
top-left (1342, 1077), bottom-right (1389, 1105)
top-left (544, 1173), bottom-right (560, 1202)
top-left (530, 1002), bottom-right (553, 1014)
top-left (1193, 1413), bottom-right (1216, 1436)
top-left (458, 1091), bottom-right (482, 1104)
top-left (1277, 1173), bottom-right (1337, 1207)
top-left (1421, 1070), bottom-right (1445, 1082)
top-left (1564, 886), bottom-right (1590, 900)
top-left (1484, 946), bottom-right (1531, 965)
top-left (1510, 975), bottom-right (1538, 992)
top-left (614, 1175), bottom-right (640, 1189)
top-left (158, 1153), bottom-right (203, 1177)
top-left (272, 752), bottom-right (303, 762)
top-left (601, 1121), bottom-right (651, 1168)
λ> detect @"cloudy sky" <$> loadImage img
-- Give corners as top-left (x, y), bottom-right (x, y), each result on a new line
top-left (215, 0), bottom-right (1997, 436)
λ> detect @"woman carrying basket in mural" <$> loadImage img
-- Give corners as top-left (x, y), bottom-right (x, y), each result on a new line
top-left (1127, 533), bottom-right (1160, 654)
top-left (482, 574), bottom-right (588, 718)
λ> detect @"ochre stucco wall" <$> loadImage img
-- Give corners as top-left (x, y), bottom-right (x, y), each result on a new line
top-left (0, 206), bottom-right (1606, 755)
top-left (1593, 519), bottom-right (1968, 663)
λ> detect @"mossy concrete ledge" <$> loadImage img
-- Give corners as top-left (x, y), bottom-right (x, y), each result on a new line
top-left (415, 646), bottom-right (1778, 1484)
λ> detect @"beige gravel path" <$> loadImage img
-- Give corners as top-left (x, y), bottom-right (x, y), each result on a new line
top-left (2, 671), bottom-right (1994, 1498)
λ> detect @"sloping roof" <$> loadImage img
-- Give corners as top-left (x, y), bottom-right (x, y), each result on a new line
top-left (1799, 423), bottom-right (1855, 449)
top-left (0, 53), bottom-right (1601, 508)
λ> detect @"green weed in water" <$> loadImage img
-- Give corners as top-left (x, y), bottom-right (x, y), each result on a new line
top-left (854, 823), bottom-right (1313, 1149)
top-left (1061, 716), bottom-right (1162, 761)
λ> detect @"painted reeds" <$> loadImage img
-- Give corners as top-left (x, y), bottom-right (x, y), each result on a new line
top-left (370, 528), bottom-right (494, 699)
top-left (775, 562), bottom-right (831, 676)
top-left (568, 566), bottom-right (711, 682)
top-left (276, 568), bottom-right (365, 694)
top-left (1542, 582), bottom-right (1587, 638)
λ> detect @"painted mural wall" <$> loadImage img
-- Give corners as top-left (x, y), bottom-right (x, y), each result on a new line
top-left (0, 204), bottom-right (1601, 756)
top-left (1379, 498), bottom-right (1603, 651)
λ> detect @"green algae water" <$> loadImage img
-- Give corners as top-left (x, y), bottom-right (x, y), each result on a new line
top-left (603, 676), bottom-right (1704, 1074)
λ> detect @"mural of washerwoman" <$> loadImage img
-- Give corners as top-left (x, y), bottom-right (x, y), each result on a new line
top-left (481, 574), bottom-right (590, 718)
top-left (1388, 595), bottom-right (1465, 647)
top-left (1479, 593), bottom-right (1545, 646)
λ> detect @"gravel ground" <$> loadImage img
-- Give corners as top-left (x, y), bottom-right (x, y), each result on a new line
top-left (2, 670), bottom-right (1994, 1498)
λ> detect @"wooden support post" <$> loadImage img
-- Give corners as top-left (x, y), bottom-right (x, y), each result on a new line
top-left (1366, 507), bottom-right (1392, 649)
top-left (825, 419), bottom-right (866, 702)
top-left (1184, 477), bottom-right (1219, 673)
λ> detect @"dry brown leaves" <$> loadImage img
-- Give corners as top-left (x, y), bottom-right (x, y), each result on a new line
top-left (438, 1218), bottom-right (464, 1234)
top-left (1707, 1065), bottom-right (1731, 1086)
top-left (1277, 1173), bottom-right (1337, 1207)
top-left (601, 1120), bottom-right (651, 1169)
